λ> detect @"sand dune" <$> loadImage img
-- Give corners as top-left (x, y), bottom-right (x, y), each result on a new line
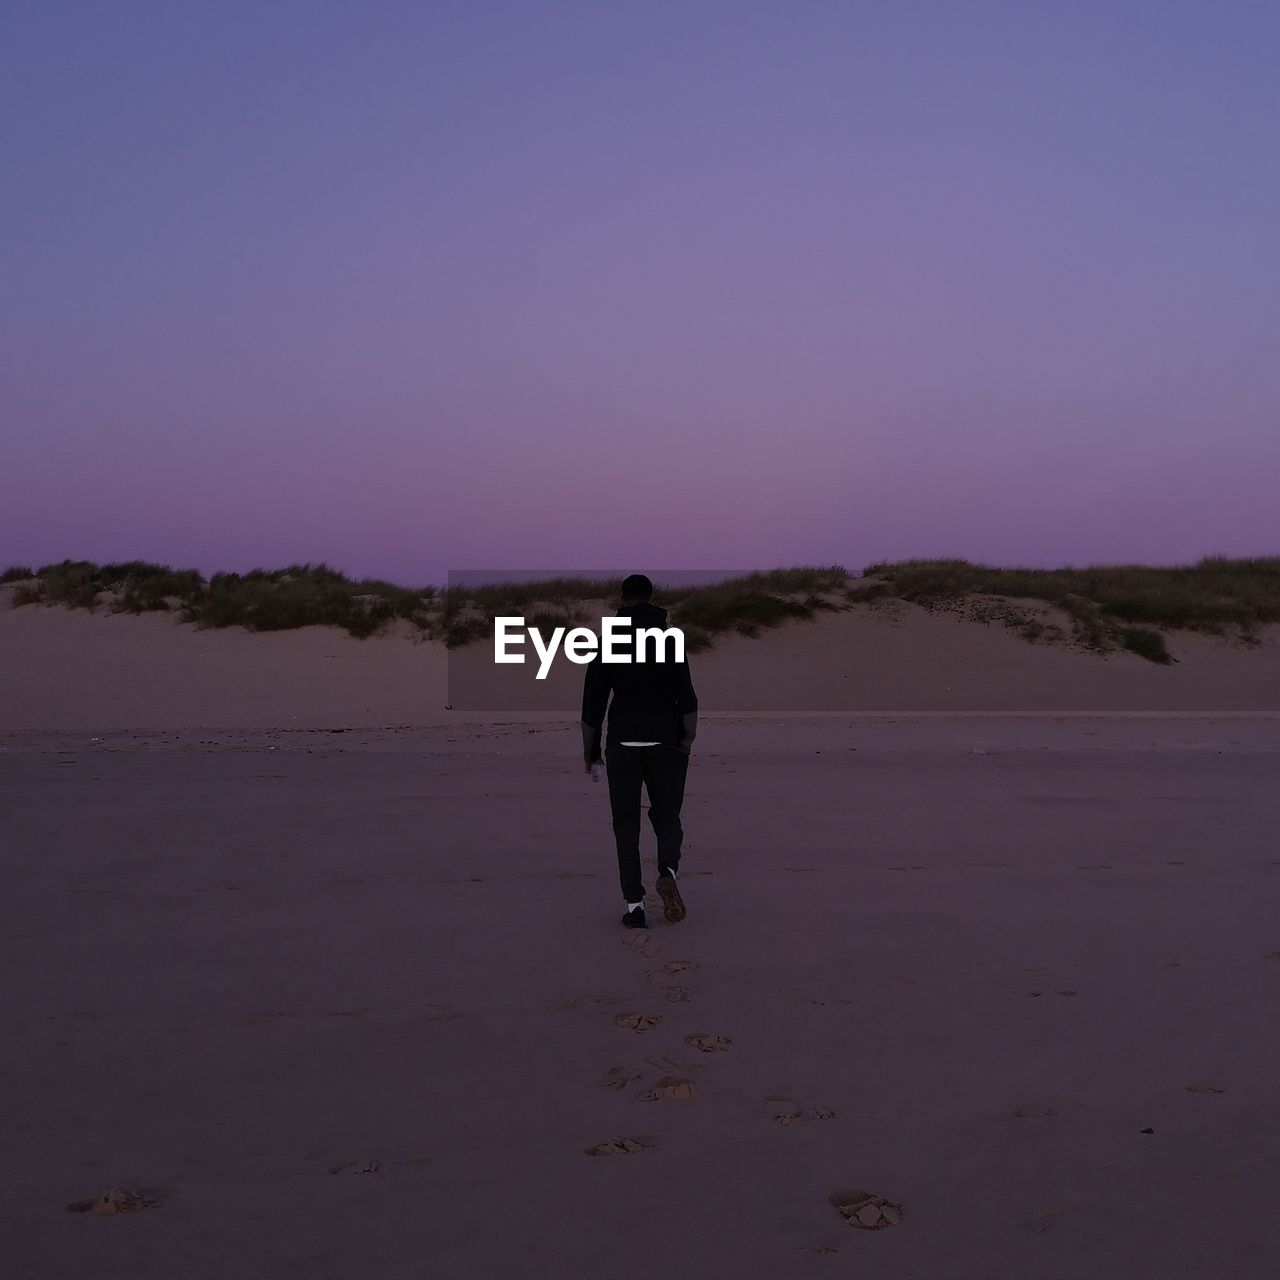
top-left (3, 585), bottom-right (1279, 734)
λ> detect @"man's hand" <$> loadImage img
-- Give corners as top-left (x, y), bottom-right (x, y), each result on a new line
top-left (580, 720), bottom-right (603, 772)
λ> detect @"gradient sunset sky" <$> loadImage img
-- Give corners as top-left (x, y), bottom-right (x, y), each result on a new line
top-left (3, 1), bottom-right (1277, 585)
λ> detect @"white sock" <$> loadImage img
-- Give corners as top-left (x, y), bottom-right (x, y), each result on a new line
top-left (626, 900), bottom-right (643, 911)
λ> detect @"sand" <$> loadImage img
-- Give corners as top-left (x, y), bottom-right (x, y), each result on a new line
top-left (3, 595), bottom-right (1280, 1276)
top-left (4, 585), bottom-right (1280, 732)
top-left (4, 715), bottom-right (1280, 1278)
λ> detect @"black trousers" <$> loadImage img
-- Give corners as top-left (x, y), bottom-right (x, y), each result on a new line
top-left (605, 744), bottom-right (689, 903)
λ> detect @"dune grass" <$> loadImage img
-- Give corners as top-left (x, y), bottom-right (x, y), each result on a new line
top-left (5, 559), bottom-right (205, 611)
top-left (3, 557), bottom-right (1277, 662)
top-left (2, 559), bottom-right (437, 640)
top-left (658, 567), bottom-right (850, 651)
top-left (438, 576), bottom-right (612, 647)
top-left (192, 566), bottom-right (437, 639)
top-left (1, 561), bottom-right (852, 651)
top-left (862, 557), bottom-right (1280, 664)
top-left (439, 567), bottom-right (850, 652)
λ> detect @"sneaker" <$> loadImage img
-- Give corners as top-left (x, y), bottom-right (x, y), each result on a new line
top-left (656, 874), bottom-right (686, 923)
top-left (622, 906), bottom-right (647, 929)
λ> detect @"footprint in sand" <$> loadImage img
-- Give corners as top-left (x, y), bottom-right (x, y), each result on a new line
top-left (614, 1013), bottom-right (661, 1033)
top-left (67, 1186), bottom-right (168, 1214)
top-left (328, 1159), bottom-right (380, 1174)
top-left (645, 1054), bottom-right (704, 1073)
top-left (244, 1009), bottom-right (296, 1024)
top-left (584, 1135), bottom-right (660, 1156)
top-left (650, 960), bottom-right (698, 976)
top-left (829, 1188), bottom-right (904, 1229)
top-left (775, 1105), bottom-right (838, 1126)
top-left (661, 985), bottom-right (690, 1003)
top-left (623, 935), bottom-right (661, 957)
top-left (1185, 1080), bottom-right (1226, 1094)
top-left (685, 1033), bottom-right (732, 1053)
top-left (1012, 1105), bottom-right (1057, 1119)
top-left (1017, 1207), bottom-right (1068, 1234)
top-left (638, 1076), bottom-right (700, 1101)
top-left (599, 1065), bottom-right (646, 1091)
top-left (547, 995), bottom-right (625, 1010)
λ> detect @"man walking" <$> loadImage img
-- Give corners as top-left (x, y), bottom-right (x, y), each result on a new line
top-left (581, 574), bottom-right (698, 928)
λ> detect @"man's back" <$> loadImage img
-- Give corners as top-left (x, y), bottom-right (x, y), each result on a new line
top-left (581, 601), bottom-right (697, 751)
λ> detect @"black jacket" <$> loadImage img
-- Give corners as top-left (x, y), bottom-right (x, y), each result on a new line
top-left (580, 602), bottom-right (698, 762)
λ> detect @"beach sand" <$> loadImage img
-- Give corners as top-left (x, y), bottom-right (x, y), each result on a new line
top-left (4, 713), bottom-right (1280, 1279)
top-left (4, 591), bottom-right (1280, 1275)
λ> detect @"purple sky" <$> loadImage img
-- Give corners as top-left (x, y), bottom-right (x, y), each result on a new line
top-left (3, 1), bottom-right (1277, 586)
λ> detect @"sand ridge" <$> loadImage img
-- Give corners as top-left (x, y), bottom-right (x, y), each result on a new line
top-left (5, 584), bottom-right (1280, 731)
